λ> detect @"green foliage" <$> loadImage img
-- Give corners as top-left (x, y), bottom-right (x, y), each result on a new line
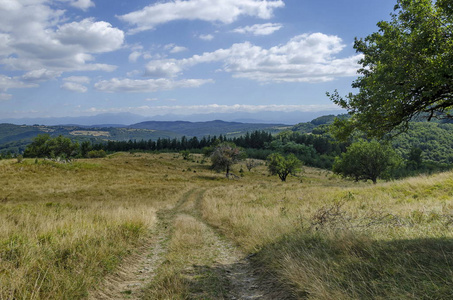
top-left (80, 141), bottom-right (92, 158)
top-left (180, 150), bottom-right (191, 160)
top-left (392, 122), bottom-right (453, 164)
top-left (333, 140), bottom-right (400, 184)
top-left (86, 150), bottom-right (107, 158)
top-left (291, 122), bottom-right (316, 134)
top-left (267, 153), bottom-right (302, 182)
top-left (210, 143), bottom-right (245, 176)
top-left (24, 134), bottom-right (79, 159)
top-left (329, 0), bottom-right (453, 138)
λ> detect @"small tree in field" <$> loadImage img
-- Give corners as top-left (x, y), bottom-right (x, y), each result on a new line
top-left (210, 143), bottom-right (244, 177)
top-left (267, 153), bottom-right (302, 182)
top-left (245, 159), bottom-right (260, 171)
top-left (180, 150), bottom-right (191, 160)
top-left (332, 139), bottom-right (400, 184)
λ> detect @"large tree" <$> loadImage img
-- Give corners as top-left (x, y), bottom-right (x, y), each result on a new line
top-left (329, 0), bottom-right (453, 138)
top-left (24, 134), bottom-right (79, 159)
top-left (332, 140), bottom-right (400, 184)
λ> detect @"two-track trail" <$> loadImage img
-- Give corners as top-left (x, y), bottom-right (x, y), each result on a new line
top-left (90, 188), bottom-right (294, 299)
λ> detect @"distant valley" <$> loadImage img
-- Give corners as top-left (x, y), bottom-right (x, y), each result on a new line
top-left (0, 120), bottom-right (289, 154)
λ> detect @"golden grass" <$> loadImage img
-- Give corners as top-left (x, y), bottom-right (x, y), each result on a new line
top-left (0, 153), bottom-right (194, 299)
top-left (200, 163), bottom-right (453, 299)
top-left (1, 153), bottom-right (452, 299)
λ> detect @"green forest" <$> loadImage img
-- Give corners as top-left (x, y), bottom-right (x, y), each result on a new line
top-left (8, 115), bottom-right (452, 183)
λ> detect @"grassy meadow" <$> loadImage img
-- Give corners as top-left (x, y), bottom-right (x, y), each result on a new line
top-left (0, 153), bottom-right (452, 299)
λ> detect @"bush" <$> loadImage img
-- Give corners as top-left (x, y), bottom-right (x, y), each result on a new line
top-left (87, 150), bottom-right (107, 158)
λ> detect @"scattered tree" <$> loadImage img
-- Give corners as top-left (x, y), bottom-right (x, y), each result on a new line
top-left (332, 139), bottom-right (400, 184)
top-left (210, 143), bottom-right (244, 178)
top-left (267, 153), bottom-right (302, 182)
top-left (329, 0), bottom-right (453, 138)
top-left (180, 150), bottom-right (191, 160)
top-left (245, 159), bottom-right (260, 171)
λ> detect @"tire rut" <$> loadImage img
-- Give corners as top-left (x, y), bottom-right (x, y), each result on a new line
top-left (185, 189), bottom-right (292, 299)
top-left (90, 188), bottom-right (293, 299)
top-left (88, 189), bottom-right (195, 299)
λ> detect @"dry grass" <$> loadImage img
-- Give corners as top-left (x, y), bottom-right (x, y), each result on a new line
top-left (1, 153), bottom-right (452, 299)
top-left (200, 163), bottom-right (453, 299)
top-left (0, 153), bottom-right (193, 299)
top-left (144, 213), bottom-right (231, 300)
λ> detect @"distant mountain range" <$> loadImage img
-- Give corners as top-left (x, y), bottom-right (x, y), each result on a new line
top-left (0, 110), bottom-right (345, 126)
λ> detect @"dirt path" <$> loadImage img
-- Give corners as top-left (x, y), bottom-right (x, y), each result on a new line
top-left (88, 215), bottom-right (170, 299)
top-left (90, 188), bottom-right (293, 299)
top-left (174, 188), bottom-right (293, 299)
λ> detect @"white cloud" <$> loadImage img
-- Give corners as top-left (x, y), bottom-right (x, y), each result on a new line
top-left (0, 93), bottom-right (12, 101)
top-left (164, 44), bottom-right (188, 54)
top-left (198, 34), bottom-right (214, 41)
top-left (170, 46), bottom-right (188, 54)
top-left (82, 103), bottom-right (343, 116)
top-left (129, 51), bottom-right (142, 62)
top-left (94, 78), bottom-right (214, 93)
top-left (61, 75), bottom-right (90, 92)
top-left (144, 33), bottom-right (361, 83)
top-left (0, 2), bottom-right (123, 74)
top-left (233, 23), bottom-right (282, 35)
top-left (119, 0), bottom-right (285, 33)
top-left (127, 70), bottom-right (141, 77)
top-left (22, 69), bottom-right (62, 82)
top-left (61, 81), bottom-right (88, 93)
top-left (69, 0), bottom-right (95, 11)
top-left (55, 18), bottom-right (124, 53)
top-left (63, 76), bottom-right (90, 84)
top-left (145, 60), bottom-right (183, 78)
top-left (145, 98), bottom-right (158, 101)
top-left (0, 75), bottom-right (38, 91)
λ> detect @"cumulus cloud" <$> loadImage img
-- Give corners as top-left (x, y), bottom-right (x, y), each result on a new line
top-left (69, 0), bottom-right (95, 11)
top-left (61, 76), bottom-right (90, 92)
top-left (94, 78), bottom-right (214, 93)
top-left (63, 76), bottom-right (90, 84)
top-left (170, 46), bottom-right (188, 54)
top-left (0, 75), bottom-right (38, 91)
top-left (233, 23), bottom-right (282, 35)
top-left (61, 82), bottom-right (88, 93)
top-left (0, 1), bottom-right (123, 76)
top-left (119, 0), bottom-right (285, 33)
top-left (129, 51), bottom-right (142, 62)
top-left (22, 69), bottom-right (62, 82)
top-left (145, 60), bottom-right (183, 78)
top-left (198, 34), bottom-right (214, 41)
top-left (144, 33), bottom-right (361, 83)
top-left (55, 19), bottom-right (124, 53)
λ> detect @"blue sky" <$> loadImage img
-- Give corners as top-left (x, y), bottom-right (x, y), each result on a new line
top-left (0, 0), bottom-right (397, 120)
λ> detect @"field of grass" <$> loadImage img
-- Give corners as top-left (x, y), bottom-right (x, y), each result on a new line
top-left (1, 153), bottom-right (452, 299)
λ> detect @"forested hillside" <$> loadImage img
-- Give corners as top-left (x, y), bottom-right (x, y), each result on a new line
top-left (392, 122), bottom-right (453, 164)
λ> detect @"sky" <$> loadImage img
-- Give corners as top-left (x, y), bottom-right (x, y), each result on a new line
top-left (0, 0), bottom-right (398, 120)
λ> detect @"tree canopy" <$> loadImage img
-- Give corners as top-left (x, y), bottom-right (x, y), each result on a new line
top-left (267, 153), bottom-right (302, 182)
top-left (329, 0), bottom-right (453, 138)
top-left (210, 143), bottom-right (244, 177)
top-left (24, 134), bottom-right (78, 159)
top-left (332, 140), bottom-right (400, 184)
